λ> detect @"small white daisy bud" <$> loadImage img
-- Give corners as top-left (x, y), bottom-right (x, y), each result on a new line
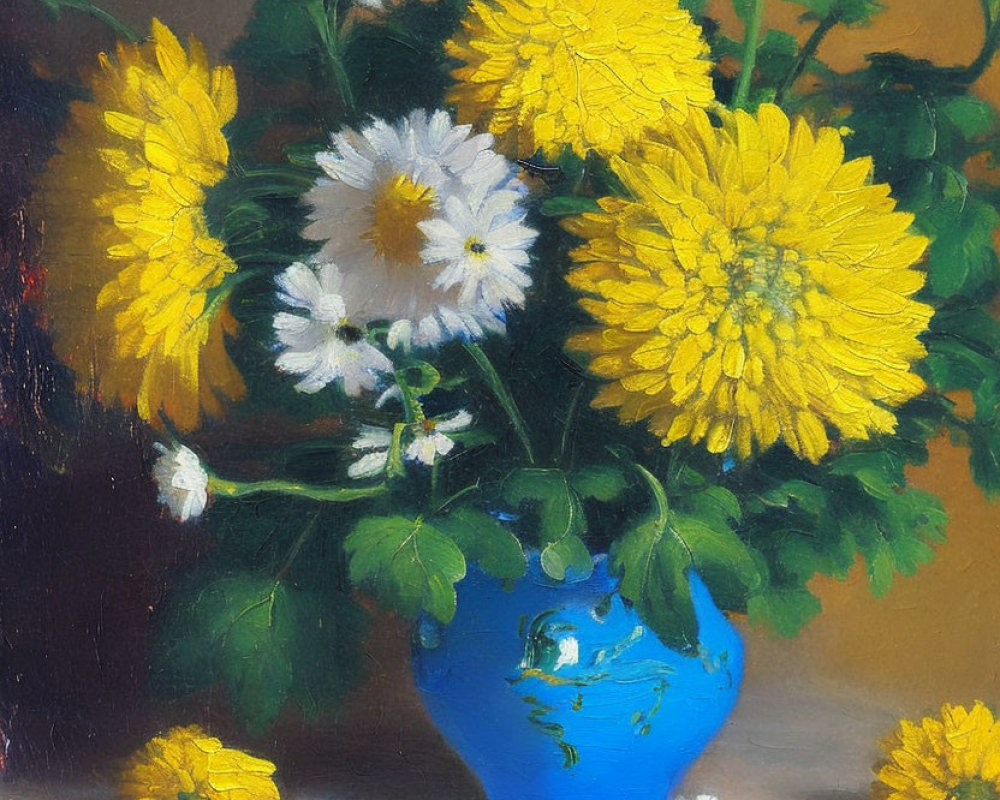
top-left (152, 443), bottom-right (209, 522)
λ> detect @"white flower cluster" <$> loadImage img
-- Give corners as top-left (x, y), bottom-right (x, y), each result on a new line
top-left (272, 109), bottom-right (537, 399)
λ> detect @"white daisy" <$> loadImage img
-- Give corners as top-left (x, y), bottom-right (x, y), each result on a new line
top-left (273, 262), bottom-right (393, 395)
top-left (347, 410), bottom-right (474, 478)
top-left (420, 190), bottom-right (537, 309)
top-left (302, 109), bottom-right (534, 346)
top-left (152, 443), bottom-right (209, 522)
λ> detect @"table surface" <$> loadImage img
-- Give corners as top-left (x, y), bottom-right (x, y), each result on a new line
top-left (0, 672), bottom-right (896, 800)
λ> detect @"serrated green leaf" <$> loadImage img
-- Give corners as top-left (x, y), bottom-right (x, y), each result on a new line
top-left (747, 587), bottom-right (822, 637)
top-left (570, 464), bottom-right (628, 501)
top-left (923, 197), bottom-right (1000, 300)
top-left (345, 515), bottom-right (466, 623)
top-left (679, 0), bottom-right (708, 16)
top-left (156, 576), bottom-right (293, 733)
top-left (611, 465), bottom-right (698, 651)
top-left (435, 506), bottom-right (527, 580)
top-left (540, 196), bottom-right (601, 217)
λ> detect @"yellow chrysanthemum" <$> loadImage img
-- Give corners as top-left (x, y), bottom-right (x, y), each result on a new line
top-left (565, 104), bottom-right (933, 463)
top-left (41, 19), bottom-right (244, 431)
top-left (445, 0), bottom-right (715, 159)
top-left (874, 702), bottom-right (1000, 800)
top-left (119, 725), bottom-right (280, 800)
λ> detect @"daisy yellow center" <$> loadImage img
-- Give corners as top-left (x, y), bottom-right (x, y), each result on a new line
top-left (465, 237), bottom-right (488, 258)
top-left (367, 174), bottom-right (436, 264)
top-left (565, 104), bottom-right (933, 464)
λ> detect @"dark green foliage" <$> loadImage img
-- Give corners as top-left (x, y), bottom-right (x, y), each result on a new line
top-left (155, 571), bottom-right (367, 733)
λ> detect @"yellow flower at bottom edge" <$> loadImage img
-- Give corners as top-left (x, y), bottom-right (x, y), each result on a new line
top-left (118, 725), bottom-right (280, 800)
top-left (565, 103), bottom-right (933, 464)
top-left (874, 702), bottom-right (1000, 800)
top-left (445, 0), bottom-right (715, 159)
top-left (41, 18), bottom-right (245, 431)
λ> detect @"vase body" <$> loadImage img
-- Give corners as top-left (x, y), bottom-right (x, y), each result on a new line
top-left (412, 555), bottom-right (744, 800)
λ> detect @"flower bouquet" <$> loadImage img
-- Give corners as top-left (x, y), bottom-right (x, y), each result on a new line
top-left (29, 0), bottom-right (1000, 796)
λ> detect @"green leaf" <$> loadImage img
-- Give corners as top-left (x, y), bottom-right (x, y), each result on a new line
top-left (502, 468), bottom-right (593, 580)
top-left (731, 0), bottom-right (756, 22)
top-left (345, 515), bottom-right (467, 623)
top-left (937, 95), bottom-right (999, 141)
top-left (540, 196), bottom-right (601, 217)
top-left (541, 534), bottom-right (594, 582)
top-left (611, 465), bottom-right (698, 651)
top-left (783, 0), bottom-right (883, 24)
top-left (155, 573), bottom-right (367, 732)
top-left (747, 586), bottom-right (822, 637)
top-left (846, 90), bottom-right (937, 175)
top-left (435, 506), bottom-right (527, 580)
top-left (828, 451), bottom-right (903, 501)
top-left (922, 197), bottom-right (1000, 300)
top-left (755, 479), bottom-right (828, 515)
top-left (569, 464), bottom-right (629, 501)
top-left (670, 513), bottom-right (761, 607)
top-left (679, 0), bottom-right (708, 16)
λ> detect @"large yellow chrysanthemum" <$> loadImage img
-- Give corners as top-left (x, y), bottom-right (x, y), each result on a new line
top-left (565, 104), bottom-right (933, 463)
top-left (874, 702), bottom-right (1000, 800)
top-left (445, 0), bottom-right (715, 159)
top-left (42, 19), bottom-right (244, 431)
top-left (118, 725), bottom-right (280, 800)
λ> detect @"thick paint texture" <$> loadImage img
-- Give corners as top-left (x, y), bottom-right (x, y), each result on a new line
top-left (414, 557), bottom-right (743, 800)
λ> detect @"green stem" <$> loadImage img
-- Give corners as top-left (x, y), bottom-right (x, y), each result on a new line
top-left (46, 0), bottom-right (140, 42)
top-left (464, 342), bottom-right (536, 464)
top-left (775, 14), bottom-right (837, 105)
top-left (306, 0), bottom-right (357, 115)
top-left (209, 476), bottom-right (387, 502)
top-left (275, 511), bottom-right (321, 581)
top-left (980, 0), bottom-right (994, 28)
top-left (393, 369), bottom-right (426, 424)
top-left (432, 481), bottom-right (481, 515)
top-left (733, 0), bottom-right (766, 109)
top-left (957, 15), bottom-right (1000, 85)
top-left (558, 382), bottom-right (585, 465)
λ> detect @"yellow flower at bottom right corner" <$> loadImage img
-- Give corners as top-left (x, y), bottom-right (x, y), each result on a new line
top-left (118, 725), bottom-right (280, 800)
top-left (564, 103), bottom-right (934, 465)
top-left (873, 701), bottom-right (1000, 800)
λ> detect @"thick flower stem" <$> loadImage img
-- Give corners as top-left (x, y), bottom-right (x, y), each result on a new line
top-left (209, 476), bottom-right (387, 502)
top-left (774, 14), bottom-right (837, 105)
top-left (45, 0), bottom-right (140, 42)
top-left (733, 0), bottom-right (766, 109)
top-left (464, 342), bottom-right (536, 464)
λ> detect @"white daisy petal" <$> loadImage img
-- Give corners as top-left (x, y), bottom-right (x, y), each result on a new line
top-left (435, 409), bottom-right (474, 433)
top-left (303, 109), bottom-right (536, 348)
top-left (348, 449), bottom-right (390, 479)
top-left (273, 262), bottom-right (392, 395)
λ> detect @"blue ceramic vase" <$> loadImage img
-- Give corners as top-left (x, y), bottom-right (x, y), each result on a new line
top-left (412, 555), bottom-right (744, 800)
